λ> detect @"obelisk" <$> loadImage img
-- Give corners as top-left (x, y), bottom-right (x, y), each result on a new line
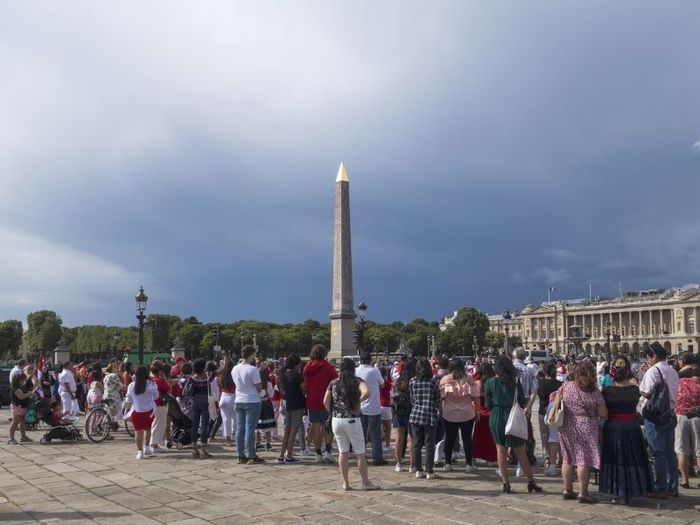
top-left (329, 162), bottom-right (356, 361)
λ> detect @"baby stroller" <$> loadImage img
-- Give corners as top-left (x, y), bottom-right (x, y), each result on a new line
top-left (166, 395), bottom-right (192, 449)
top-left (25, 393), bottom-right (52, 431)
top-left (39, 412), bottom-right (82, 444)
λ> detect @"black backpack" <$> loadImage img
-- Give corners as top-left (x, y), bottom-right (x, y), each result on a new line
top-left (641, 368), bottom-right (674, 426)
top-left (392, 381), bottom-right (411, 417)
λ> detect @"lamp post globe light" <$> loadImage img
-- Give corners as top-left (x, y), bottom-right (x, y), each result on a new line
top-left (604, 320), bottom-right (612, 360)
top-left (135, 286), bottom-right (148, 365)
top-left (113, 331), bottom-right (120, 360)
top-left (472, 334), bottom-right (478, 357)
top-left (502, 309), bottom-right (512, 355)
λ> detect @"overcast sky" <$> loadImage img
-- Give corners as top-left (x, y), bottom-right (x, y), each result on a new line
top-left (1, 1), bottom-right (699, 327)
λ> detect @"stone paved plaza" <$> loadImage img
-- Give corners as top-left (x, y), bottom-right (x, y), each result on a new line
top-left (1, 406), bottom-right (699, 525)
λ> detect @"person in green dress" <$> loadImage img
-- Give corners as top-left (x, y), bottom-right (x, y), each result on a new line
top-left (485, 355), bottom-right (542, 494)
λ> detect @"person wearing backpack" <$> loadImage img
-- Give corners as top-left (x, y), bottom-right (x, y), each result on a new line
top-left (639, 342), bottom-right (680, 498)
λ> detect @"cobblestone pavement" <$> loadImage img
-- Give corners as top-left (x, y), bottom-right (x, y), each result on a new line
top-left (1, 406), bottom-right (699, 525)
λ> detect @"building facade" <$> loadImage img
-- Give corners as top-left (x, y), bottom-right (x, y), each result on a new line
top-left (520, 286), bottom-right (700, 356)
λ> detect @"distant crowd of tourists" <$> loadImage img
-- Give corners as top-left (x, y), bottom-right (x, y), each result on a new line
top-left (5, 341), bottom-right (700, 509)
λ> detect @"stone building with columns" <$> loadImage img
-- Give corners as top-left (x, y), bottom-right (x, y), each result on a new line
top-left (519, 285), bottom-right (700, 356)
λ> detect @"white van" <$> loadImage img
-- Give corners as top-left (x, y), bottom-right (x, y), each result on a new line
top-left (526, 349), bottom-right (554, 364)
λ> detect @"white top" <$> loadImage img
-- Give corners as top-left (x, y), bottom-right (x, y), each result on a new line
top-left (210, 377), bottom-right (221, 402)
top-left (58, 369), bottom-right (76, 394)
top-left (231, 363), bottom-right (262, 404)
top-left (9, 366), bottom-right (23, 384)
top-left (125, 380), bottom-right (158, 413)
top-left (355, 364), bottom-right (384, 416)
top-left (639, 361), bottom-right (680, 408)
top-left (596, 360), bottom-right (608, 379)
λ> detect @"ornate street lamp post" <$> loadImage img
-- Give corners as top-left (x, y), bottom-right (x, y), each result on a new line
top-left (472, 334), bottom-right (479, 356)
top-left (135, 286), bottom-right (148, 365)
top-left (502, 309), bottom-right (512, 355)
top-left (113, 331), bottom-right (120, 360)
top-left (604, 320), bottom-right (612, 360)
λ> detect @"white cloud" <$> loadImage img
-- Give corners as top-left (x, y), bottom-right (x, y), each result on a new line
top-left (0, 227), bottom-right (148, 325)
top-left (532, 267), bottom-right (572, 285)
top-left (542, 248), bottom-right (577, 262)
top-left (693, 137), bottom-right (700, 152)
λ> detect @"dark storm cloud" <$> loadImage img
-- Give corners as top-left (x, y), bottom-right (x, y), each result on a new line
top-left (1, 1), bottom-right (699, 326)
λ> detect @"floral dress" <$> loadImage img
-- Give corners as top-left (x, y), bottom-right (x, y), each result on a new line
top-left (559, 382), bottom-right (604, 469)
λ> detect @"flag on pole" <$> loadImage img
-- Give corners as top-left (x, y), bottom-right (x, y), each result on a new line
top-left (548, 286), bottom-right (556, 293)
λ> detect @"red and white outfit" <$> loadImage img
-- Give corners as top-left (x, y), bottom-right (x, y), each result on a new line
top-left (149, 375), bottom-right (171, 448)
top-left (126, 380), bottom-right (158, 431)
top-left (219, 384), bottom-right (236, 439)
top-left (270, 373), bottom-right (281, 437)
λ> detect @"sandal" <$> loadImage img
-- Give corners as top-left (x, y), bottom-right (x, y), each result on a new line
top-left (562, 491), bottom-right (576, 500)
top-left (361, 484), bottom-right (380, 491)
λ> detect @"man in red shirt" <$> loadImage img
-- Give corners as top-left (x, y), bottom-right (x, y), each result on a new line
top-left (303, 344), bottom-right (338, 463)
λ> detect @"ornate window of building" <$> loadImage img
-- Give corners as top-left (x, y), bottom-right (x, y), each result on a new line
top-left (631, 326), bottom-right (636, 335)
top-left (593, 328), bottom-right (598, 337)
top-left (621, 326), bottom-right (626, 336)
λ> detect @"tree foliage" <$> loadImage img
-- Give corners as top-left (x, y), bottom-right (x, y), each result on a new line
top-left (0, 320), bottom-right (23, 358)
top-left (25, 310), bottom-right (63, 355)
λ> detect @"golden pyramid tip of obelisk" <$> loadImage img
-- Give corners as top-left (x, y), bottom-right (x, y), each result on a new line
top-left (336, 162), bottom-right (349, 183)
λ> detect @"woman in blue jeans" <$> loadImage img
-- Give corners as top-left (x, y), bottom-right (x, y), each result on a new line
top-left (189, 358), bottom-right (213, 458)
top-left (232, 346), bottom-right (264, 464)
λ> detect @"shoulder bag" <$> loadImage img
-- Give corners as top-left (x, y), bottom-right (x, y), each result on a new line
top-left (546, 385), bottom-right (565, 428)
top-left (505, 378), bottom-right (529, 440)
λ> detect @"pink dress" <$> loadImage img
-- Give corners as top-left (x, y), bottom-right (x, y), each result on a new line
top-left (559, 382), bottom-right (604, 469)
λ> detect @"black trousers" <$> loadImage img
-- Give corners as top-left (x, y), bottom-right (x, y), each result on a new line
top-left (444, 418), bottom-right (475, 465)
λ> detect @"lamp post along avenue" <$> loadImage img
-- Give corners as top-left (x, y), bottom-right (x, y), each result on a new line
top-left (502, 309), bottom-right (512, 355)
top-left (135, 286), bottom-right (148, 365)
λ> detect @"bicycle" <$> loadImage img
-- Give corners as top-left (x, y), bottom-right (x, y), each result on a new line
top-left (85, 399), bottom-right (115, 442)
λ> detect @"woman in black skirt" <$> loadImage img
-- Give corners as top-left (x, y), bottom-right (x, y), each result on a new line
top-left (599, 356), bottom-right (653, 505)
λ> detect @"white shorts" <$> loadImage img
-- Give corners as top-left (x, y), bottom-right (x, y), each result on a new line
top-left (381, 406), bottom-right (392, 421)
top-left (331, 417), bottom-right (366, 454)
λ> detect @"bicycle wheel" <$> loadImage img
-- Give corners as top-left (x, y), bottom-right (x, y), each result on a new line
top-left (124, 415), bottom-right (134, 437)
top-left (85, 408), bottom-right (111, 443)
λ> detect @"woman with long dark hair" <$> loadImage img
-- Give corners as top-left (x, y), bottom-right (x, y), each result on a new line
top-left (189, 358), bottom-right (214, 458)
top-left (409, 359), bottom-right (440, 479)
top-left (256, 367), bottom-right (276, 451)
top-left (7, 372), bottom-right (35, 444)
top-left (392, 358), bottom-right (416, 472)
top-left (149, 360), bottom-right (171, 454)
top-left (440, 358), bottom-right (480, 472)
top-left (125, 365), bottom-right (158, 459)
top-left (324, 358), bottom-right (378, 491)
top-left (472, 362), bottom-right (497, 464)
top-left (485, 355), bottom-right (542, 494)
top-left (218, 357), bottom-right (236, 446)
top-left (599, 356), bottom-right (652, 504)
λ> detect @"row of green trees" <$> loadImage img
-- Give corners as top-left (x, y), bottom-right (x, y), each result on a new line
top-left (0, 307), bottom-right (519, 360)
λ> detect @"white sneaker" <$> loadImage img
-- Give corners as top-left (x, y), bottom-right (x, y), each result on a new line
top-left (453, 451), bottom-right (465, 459)
top-left (322, 451), bottom-right (335, 463)
top-left (135, 451), bottom-right (145, 460)
top-left (516, 466), bottom-right (524, 477)
top-left (408, 466), bottom-right (416, 474)
top-left (464, 464), bottom-right (478, 473)
top-left (395, 462), bottom-right (402, 472)
top-left (443, 463), bottom-right (452, 472)
top-left (315, 454), bottom-right (323, 463)
top-left (144, 447), bottom-right (153, 456)
top-left (150, 446), bottom-right (165, 454)
top-left (544, 465), bottom-right (558, 477)
top-left (426, 472), bottom-right (437, 480)
top-left (415, 470), bottom-right (425, 479)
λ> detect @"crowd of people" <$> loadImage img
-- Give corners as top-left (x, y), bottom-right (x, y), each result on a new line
top-left (5, 341), bottom-right (700, 507)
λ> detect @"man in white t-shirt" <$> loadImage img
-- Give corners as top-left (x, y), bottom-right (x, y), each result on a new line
top-left (9, 359), bottom-right (27, 385)
top-left (58, 361), bottom-right (78, 416)
top-left (639, 342), bottom-right (680, 497)
top-left (231, 346), bottom-right (263, 464)
top-left (355, 353), bottom-right (385, 465)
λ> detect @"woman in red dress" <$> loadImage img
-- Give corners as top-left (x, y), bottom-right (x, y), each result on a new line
top-left (471, 362), bottom-right (497, 464)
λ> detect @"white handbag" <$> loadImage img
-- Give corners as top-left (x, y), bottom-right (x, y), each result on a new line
top-left (545, 387), bottom-right (565, 429)
top-left (505, 378), bottom-right (529, 440)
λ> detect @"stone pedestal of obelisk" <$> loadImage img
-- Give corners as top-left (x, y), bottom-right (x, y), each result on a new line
top-left (329, 162), bottom-right (356, 362)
